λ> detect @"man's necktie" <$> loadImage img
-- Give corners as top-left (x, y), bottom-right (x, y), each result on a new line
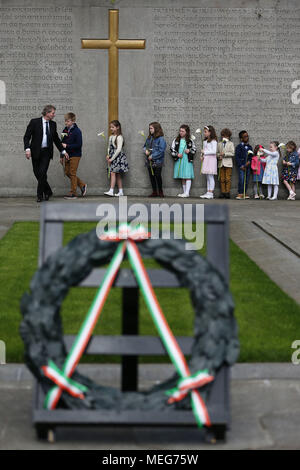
top-left (46, 121), bottom-right (50, 147)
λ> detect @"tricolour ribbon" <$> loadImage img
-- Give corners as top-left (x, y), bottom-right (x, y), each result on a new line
top-left (43, 239), bottom-right (127, 410)
top-left (43, 225), bottom-right (148, 410)
top-left (126, 239), bottom-right (214, 428)
top-left (42, 224), bottom-right (213, 428)
top-left (166, 369), bottom-right (214, 404)
top-left (42, 360), bottom-right (88, 400)
top-left (100, 224), bottom-right (150, 242)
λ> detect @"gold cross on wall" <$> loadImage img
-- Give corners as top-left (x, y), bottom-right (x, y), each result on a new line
top-left (81, 9), bottom-right (146, 128)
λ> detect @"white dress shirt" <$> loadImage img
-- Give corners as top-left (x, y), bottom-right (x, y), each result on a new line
top-left (25, 118), bottom-right (66, 155)
top-left (41, 118), bottom-right (49, 148)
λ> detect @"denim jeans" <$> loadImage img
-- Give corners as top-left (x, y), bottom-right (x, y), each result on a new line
top-left (238, 167), bottom-right (250, 194)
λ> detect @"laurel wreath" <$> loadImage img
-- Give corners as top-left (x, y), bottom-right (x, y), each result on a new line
top-left (20, 230), bottom-right (239, 412)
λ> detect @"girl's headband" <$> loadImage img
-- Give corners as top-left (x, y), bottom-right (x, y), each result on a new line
top-left (204, 126), bottom-right (210, 130)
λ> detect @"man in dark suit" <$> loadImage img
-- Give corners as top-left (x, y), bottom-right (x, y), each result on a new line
top-left (24, 105), bottom-right (69, 202)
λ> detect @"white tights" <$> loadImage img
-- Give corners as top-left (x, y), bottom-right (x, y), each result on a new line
top-left (182, 179), bottom-right (192, 195)
top-left (268, 184), bottom-right (278, 199)
top-left (206, 174), bottom-right (215, 192)
top-left (185, 179), bottom-right (191, 195)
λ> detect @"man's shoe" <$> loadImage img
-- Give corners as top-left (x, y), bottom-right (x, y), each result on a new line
top-left (149, 192), bottom-right (158, 197)
top-left (44, 191), bottom-right (53, 200)
top-left (219, 193), bottom-right (225, 199)
top-left (37, 196), bottom-right (43, 203)
top-left (225, 193), bottom-right (230, 199)
top-left (158, 191), bottom-right (164, 198)
top-left (81, 184), bottom-right (87, 197)
top-left (235, 194), bottom-right (244, 200)
top-left (64, 193), bottom-right (77, 199)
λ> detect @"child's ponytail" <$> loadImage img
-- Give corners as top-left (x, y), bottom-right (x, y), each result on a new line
top-left (272, 141), bottom-right (281, 158)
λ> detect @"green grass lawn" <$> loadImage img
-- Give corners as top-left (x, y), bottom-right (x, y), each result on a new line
top-left (0, 221), bottom-right (299, 363)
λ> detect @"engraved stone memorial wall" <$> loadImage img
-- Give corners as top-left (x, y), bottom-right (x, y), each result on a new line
top-left (0, 0), bottom-right (299, 196)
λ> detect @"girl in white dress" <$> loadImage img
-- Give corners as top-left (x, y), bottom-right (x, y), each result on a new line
top-left (200, 126), bottom-right (218, 199)
top-left (259, 141), bottom-right (280, 200)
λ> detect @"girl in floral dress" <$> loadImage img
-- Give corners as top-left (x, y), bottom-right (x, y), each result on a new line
top-left (281, 141), bottom-right (299, 200)
top-left (259, 141), bottom-right (280, 200)
top-left (104, 120), bottom-right (129, 197)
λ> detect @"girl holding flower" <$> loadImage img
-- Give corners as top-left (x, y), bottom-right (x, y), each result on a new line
top-left (251, 145), bottom-right (265, 199)
top-left (200, 125), bottom-right (218, 199)
top-left (143, 122), bottom-right (167, 197)
top-left (281, 141), bottom-right (299, 200)
top-left (170, 124), bottom-right (196, 198)
top-left (104, 120), bottom-right (128, 197)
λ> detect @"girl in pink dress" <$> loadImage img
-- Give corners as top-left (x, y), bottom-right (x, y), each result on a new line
top-left (200, 125), bottom-right (218, 199)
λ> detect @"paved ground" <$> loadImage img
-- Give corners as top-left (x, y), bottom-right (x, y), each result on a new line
top-left (0, 196), bottom-right (299, 449)
top-left (1, 363), bottom-right (300, 450)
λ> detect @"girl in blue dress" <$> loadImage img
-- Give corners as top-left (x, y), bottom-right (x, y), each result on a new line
top-left (260, 141), bottom-right (280, 200)
top-left (170, 124), bottom-right (196, 198)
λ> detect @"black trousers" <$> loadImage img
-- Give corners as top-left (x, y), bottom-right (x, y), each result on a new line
top-left (148, 165), bottom-right (163, 193)
top-left (31, 148), bottom-right (52, 198)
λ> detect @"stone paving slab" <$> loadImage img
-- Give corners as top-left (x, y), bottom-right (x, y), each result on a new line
top-left (261, 410), bottom-right (300, 450)
top-left (254, 219), bottom-right (300, 258)
top-left (1, 363), bottom-right (300, 384)
top-left (1, 364), bottom-right (300, 449)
